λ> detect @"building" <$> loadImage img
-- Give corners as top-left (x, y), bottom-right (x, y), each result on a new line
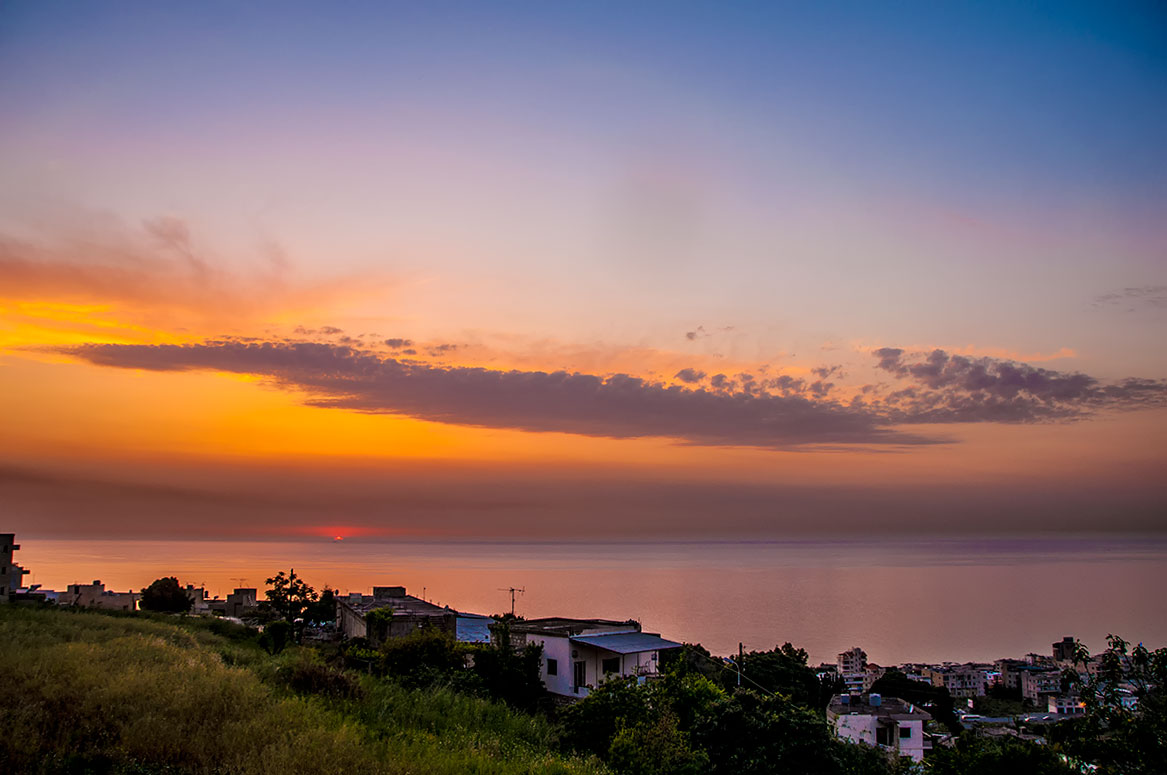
top-left (0, 533), bottom-right (30, 601)
top-left (994, 658), bottom-right (1027, 690)
top-left (837, 647), bottom-right (868, 694)
top-left (1019, 666), bottom-right (1062, 702)
top-left (501, 617), bottom-right (682, 699)
top-left (922, 664), bottom-right (987, 698)
top-left (211, 588), bottom-right (258, 618)
top-left (1048, 694), bottom-right (1085, 716)
top-left (827, 693), bottom-right (932, 763)
top-left (61, 580), bottom-right (139, 611)
top-left (337, 586), bottom-right (473, 643)
top-left (1053, 636), bottom-right (1077, 663)
top-left (184, 585), bottom-right (212, 614)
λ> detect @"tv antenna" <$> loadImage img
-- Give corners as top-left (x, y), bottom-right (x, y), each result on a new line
top-left (231, 578), bottom-right (249, 590)
top-left (498, 586), bottom-right (525, 616)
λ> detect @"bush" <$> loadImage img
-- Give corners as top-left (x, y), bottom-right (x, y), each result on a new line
top-left (277, 652), bottom-right (363, 700)
top-left (140, 576), bottom-right (192, 614)
top-left (259, 620), bottom-right (293, 655)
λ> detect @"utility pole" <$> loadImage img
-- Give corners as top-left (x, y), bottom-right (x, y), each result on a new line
top-left (498, 586), bottom-right (525, 616)
top-left (739, 643), bottom-right (744, 687)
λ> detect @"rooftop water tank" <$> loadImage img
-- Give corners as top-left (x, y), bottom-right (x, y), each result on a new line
top-left (870, 693), bottom-right (882, 707)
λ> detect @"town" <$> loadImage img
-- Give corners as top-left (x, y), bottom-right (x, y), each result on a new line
top-left (4, 532), bottom-right (1157, 769)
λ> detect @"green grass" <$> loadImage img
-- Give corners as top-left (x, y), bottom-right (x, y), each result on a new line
top-left (0, 606), bottom-right (606, 775)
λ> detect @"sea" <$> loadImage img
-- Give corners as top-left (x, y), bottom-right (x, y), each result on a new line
top-left (17, 536), bottom-right (1167, 666)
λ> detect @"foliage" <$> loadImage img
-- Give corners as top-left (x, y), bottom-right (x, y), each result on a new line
top-left (259, 619), bottom-right (293, 655)
top-left (139, 575), bottom-right (193, 614)
top-left (364, 606), bottom-right (395, 643)
top-left (927, 735), bottom-right (1076, 775)
top-left (559, 668), bottom-right (908, 775)
top-left (276, 649), bottom-right (363, 700)
top-left (472, 640), bottom-right (547, 712)
top-left (373, 627), bottom-right (547, 711)
top-left (264, 568), bottom-right (317, 624)
top-left (1054, 634), bottom-right (1167, 774)
top-left (379, 627), bottom-right (468, 685)
top-left (728, 642), bottom-right (830, 707)
top-left (0, 605), bottom-right (605, 775)
top-left (305, 586), bottom-right (337, 625)
top-left (608, 712), bottom-right (708, 775)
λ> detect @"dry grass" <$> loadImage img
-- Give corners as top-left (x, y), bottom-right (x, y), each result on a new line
top-left (0, 606), bottom-right (604, 775)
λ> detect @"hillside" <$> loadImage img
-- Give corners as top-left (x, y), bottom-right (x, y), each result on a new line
top-left (0, 606), bottom-right (605, 775)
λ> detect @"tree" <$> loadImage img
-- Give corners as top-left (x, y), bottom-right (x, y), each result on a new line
top-left (928, 735), bottom-right (1075, 775)
top-left (264, 569), bottom-right (317, 624)
top-left (1056, 634), bottom-right (1167, 774)
top-left (140, 576), bottom-right (192, 614)
top-left (305, 586), bottom-right (336, 625)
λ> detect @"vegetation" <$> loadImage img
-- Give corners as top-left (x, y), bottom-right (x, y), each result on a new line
top-left (559, 661), bottom-right (912, 775)
top-left (5, 595), bottom-right (1159, 775)
top-left (0, 605), bottom-right (603, 775)
top-left (1050, 635), bottom-right (1167, 775)
top-left (139, 576), bottom-right (193, 614)
top-left (928, 735), bottom-right (1076, 775)
top-left (264, 568), bottom-right (318, 623)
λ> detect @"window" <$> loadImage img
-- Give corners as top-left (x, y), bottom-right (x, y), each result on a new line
top-left (602, 657), bottom-right (620, 675)
top-left (547, 658), bottom-right (558, 676)
top-left (899, 726), bottom-right (912, 739)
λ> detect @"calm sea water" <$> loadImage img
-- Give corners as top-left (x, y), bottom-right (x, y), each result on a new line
top-left (17, 537), bottom-right (1167, 665)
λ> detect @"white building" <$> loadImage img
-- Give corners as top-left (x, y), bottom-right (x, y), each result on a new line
top-left (827, 693), bottom-right (931, 763)
top-left (503, 617), bottom-right (682, 699)
top-left (61, 580), bottom-right (139, 611)
top-left (838, 646), bottom-right (868, 694)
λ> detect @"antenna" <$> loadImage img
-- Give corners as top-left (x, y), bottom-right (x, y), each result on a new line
top-left (231, 577), bottom-right (249, 590)
top-left (497, 586), bottom-right (525, 616)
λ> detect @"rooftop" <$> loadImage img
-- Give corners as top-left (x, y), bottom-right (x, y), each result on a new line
top-left (508, 617), bottom-right (641, 637)
top-left (827, 695), bottom-right (932, 721)
top-left (570, 631), bottom-right (683, 655)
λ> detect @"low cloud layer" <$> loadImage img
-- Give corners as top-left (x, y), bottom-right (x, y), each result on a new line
top-left (872, 348), bottom-right (1167, 423)
top-left (68, 340), bottom-right (924, 448)
top-left (62, 339), bottom-right (1167, 449)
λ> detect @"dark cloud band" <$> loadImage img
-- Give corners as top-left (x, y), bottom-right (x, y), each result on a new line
top-left (64, 340), bottom-right (1167, 449)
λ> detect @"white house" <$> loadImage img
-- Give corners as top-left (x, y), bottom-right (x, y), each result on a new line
top-left (827, 694), bottom-right (931, 763)
top-left (501, 617), bottom-right (682, 699)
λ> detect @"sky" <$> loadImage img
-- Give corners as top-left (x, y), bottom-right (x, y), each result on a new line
top-left (1, 1), bottom-right (1165, 541)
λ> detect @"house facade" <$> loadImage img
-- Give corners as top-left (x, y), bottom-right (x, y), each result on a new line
top-left (501, 617), bottom-right (682, 699)
top-left (827, 693), bottom-right (931, 763)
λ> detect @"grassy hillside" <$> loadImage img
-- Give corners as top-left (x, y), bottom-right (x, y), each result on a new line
top-left (0, 606), bottom-right (606, 775)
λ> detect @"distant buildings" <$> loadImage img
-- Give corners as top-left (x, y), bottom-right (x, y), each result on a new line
top-left (922, 664), bottom-right (987, 698)
top-left (503, 617), bottom-right (682, 699)
top-left (336, 585), bottom-right (488, 643)
top-left (61, 580), bottom-right (139, 611)
top-left (827, 693), bottom-right (931, 762)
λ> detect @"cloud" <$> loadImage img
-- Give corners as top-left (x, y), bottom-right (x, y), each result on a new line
top-left (65, 340), bottom-right (932, 448)
top-left (1093, 285), bottom-right (1167, 311)
top-left (384, 338), bottom-right (414, 349)
top-left (0, 216), bottom-right (391, 329)
top-left (57, 339), bottom-right (1167, 449)
top-left (871, 348), bottom-right (1167, 423)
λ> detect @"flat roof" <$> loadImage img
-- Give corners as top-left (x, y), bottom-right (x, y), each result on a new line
top-left (570, 632), bottom-right (683, 654)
